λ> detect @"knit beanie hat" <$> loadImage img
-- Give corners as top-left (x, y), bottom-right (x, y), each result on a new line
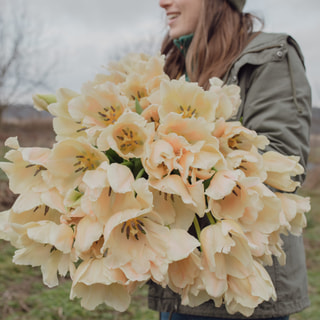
top-left (227, 0), bottom-right (246, 12)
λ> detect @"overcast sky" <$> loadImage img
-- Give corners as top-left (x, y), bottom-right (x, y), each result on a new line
top-left (2, 0), bottom-right (320, 107)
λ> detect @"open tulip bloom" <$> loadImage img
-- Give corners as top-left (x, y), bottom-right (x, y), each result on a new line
top-left (0, 52), bottom-right (310, 317)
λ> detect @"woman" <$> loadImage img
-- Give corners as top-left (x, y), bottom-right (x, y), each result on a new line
top-left (148, 0), bottom-right (312, 319)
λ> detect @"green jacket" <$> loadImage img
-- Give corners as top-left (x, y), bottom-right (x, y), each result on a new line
top-left (148, 32), bottom-right (312, 318)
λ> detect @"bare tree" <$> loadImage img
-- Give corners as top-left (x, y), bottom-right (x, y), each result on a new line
top-left (0, 0), bottom-right (57, 124)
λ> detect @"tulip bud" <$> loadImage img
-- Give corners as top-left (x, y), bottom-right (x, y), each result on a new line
top-left (32, 94), bottom-right (57, 112)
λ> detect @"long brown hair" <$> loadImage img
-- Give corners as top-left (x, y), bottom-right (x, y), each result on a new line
top-left (161, 0), bottom-right (262, 89)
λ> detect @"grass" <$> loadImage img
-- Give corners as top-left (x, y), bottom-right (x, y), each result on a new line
top-left (0, 242), bottom-right (158, 320)
top-left (291, 189), bottom-right (320, 320)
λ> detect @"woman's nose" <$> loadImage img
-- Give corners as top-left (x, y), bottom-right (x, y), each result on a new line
top-left (159, 0), bottom-right (172, 9)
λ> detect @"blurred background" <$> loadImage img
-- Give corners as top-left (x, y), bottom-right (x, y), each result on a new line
top-left (0, 0), bottom-right (319, 319)
top-left (0, 0), bottom-right (319, 110)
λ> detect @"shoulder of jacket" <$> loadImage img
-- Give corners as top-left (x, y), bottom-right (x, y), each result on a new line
top-left (225, 32), bottom-right (305, 84)
top-left (243, 32), bottom-right (288, 50)
top-left (238, 32), bottom-right (290, 65)
top-left (244, 32), bottom-right (305, 62)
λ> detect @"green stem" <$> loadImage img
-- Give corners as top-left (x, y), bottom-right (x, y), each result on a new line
top-left (121, 160), bottom-right (132, 166)
top-left (136, 168), bottom-right (145, 180)
top-left (206, 211), bottom-right (216, 225)
top-left (193, 215), bottom-right (201, 240)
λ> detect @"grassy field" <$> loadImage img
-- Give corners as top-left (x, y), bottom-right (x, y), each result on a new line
top-left (0, 250), bottom-right (158, 320)
top-left (0, 123), bottom-right (319, 320)
top-left (291, 189), bottom-right (320, 320)
top-left (0, 241), bottom-right (158, 320)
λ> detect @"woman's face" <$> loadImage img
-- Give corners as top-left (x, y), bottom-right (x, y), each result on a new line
top-left (159, 0), bottom-right (203, 39)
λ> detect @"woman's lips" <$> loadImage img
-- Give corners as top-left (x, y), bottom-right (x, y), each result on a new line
top-left (167, 12), bottom-right (180, 25)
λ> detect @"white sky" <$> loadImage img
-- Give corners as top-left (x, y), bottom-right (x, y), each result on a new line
top-left (2, 0), bottom-right (320, 107)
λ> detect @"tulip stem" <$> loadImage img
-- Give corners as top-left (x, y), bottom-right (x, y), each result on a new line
top-left (122, 160), bottom-right (132, 166)
top-left (136, 168), bottom-right (145, 180)
top-left (193, 215), bottom-right (201, 240)
top-left (206, 211), bottom-right (216, 225)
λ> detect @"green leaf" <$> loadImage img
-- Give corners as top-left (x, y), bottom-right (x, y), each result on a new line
top-left (32, 93), bottom-right (57, 112)
top-left (135, 97), bottom-right (143, 115)
top-left (37, 94), bottom-right (57, 105)
top-left (105, 148), bottom-right (123, 163)
top-left (136, 168), bottom-right (146, 180)
top-left (203, 172), bottom-right (215, 190)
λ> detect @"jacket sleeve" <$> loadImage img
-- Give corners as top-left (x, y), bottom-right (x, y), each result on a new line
top-left (241, 40), bottom-right (312, 183)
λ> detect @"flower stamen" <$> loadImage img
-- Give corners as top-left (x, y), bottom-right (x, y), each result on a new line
top-left (121, 218), bottom-right (146, 240)
top-left (73, 153), bottom-right (100, 173)
top-left (25, 163), bottom-right (47, 176)
top-left (116, 126), bottom-right (144, 153)
top-left (228, 134), bottom-right (242, 150)
top-left (97, 105), bottom-right (122, 125)
top-left (76, 127), bottom-right (88, 132)
top-left (178, 105), bottom-right (198, 118)
top-left (44, 205), bottom-right (50, 216)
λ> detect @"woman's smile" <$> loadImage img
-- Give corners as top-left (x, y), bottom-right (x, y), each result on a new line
top-left (159, 0), bottom-right (203, 39)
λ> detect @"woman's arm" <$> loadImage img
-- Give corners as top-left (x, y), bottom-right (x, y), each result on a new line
top-left (241, 42), bottom-right (312, 183)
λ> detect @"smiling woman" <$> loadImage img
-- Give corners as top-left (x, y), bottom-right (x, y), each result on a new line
top-left (0, 0), bottom-right (316, 319)
top-left (150, 0), bottom-right (312, 319)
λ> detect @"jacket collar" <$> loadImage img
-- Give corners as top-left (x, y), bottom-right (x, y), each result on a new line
top-left (173, 34), bottom-right (193, 57)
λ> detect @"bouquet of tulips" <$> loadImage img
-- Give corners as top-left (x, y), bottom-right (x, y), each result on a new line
top-left (0, 53), bottom-right (310, 316)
